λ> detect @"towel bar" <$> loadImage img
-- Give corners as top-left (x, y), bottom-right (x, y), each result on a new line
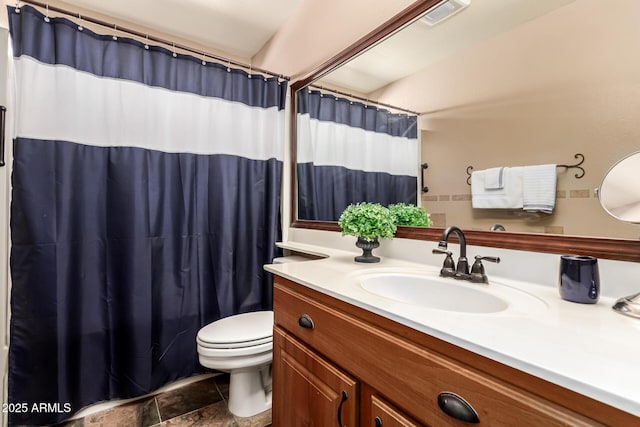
top-left (466, 153), bottom-right (585, 185)
top-left (421, 163), bottom-right (429, 193)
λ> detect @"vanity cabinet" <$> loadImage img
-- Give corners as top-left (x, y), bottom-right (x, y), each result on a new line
top-left (272, 276), bottom-right (636, 426)
top-left (273, 327), bottom-right (357, 426)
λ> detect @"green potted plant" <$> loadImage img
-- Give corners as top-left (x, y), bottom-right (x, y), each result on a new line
top-left (388, 203), bottom-right (433, 227)
top-left (338, 202), bottom-right (397, 263)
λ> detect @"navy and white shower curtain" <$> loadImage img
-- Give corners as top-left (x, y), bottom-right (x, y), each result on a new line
top-left (297, 89), bottom-right (418, 221)
top-left (8, 5), bottom-right (285, 426)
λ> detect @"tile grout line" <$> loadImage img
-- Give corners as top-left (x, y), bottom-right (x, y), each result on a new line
top-left (214, 377), bottom-right (227, 403)
top-left (153, 376), bottom-right (230, 425)
top-left (214, 376), bottom-right (240, 426)
top-left (164, 402), bottom-right (224, 424)
top-left (154, 396), bottom-right (162, 424)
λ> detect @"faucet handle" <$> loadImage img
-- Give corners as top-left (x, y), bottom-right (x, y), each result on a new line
top-left (474, 255), bottom-right (500, 264)
top-left (432, 248), bottom-right (455, 277)
top-left (470, 255), bottom-right (500, 283)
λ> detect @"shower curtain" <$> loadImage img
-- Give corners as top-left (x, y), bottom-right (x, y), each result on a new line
top-left (297, 88), bottom-right (418, 221)
top-left (7, 5), bottom-right (285, 426)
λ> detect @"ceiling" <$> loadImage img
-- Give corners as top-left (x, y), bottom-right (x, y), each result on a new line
top-left (319, 0), bottom-right (576, 94)
top-left (60, 0), bottom-right (302, 58)
top-left (56, 0), bottom-right (575, 91)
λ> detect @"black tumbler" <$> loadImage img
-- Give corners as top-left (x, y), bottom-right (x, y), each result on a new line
top-left (559, 255), bottom-right (600, 304)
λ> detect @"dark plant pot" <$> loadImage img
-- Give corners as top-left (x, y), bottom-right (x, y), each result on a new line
top-left (355, 236), bottom-right (380, 263)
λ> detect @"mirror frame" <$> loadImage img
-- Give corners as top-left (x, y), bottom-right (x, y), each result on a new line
top-left (289, 0), bottom-right (640, 262)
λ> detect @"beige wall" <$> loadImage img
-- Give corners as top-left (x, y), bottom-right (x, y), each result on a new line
top-left (372, 0), bottom-right (640, 238)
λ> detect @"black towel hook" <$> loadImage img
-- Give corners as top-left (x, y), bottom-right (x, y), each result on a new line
top-left (558, 153), bottom-right (585, 179)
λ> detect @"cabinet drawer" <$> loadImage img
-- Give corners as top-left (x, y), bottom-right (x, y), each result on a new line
top-left (370, 394), bottom-right (422, 427)
top-left (274, 280), bottom-right (599, 426)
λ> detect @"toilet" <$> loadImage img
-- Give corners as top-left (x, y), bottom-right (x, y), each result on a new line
top-left (196, 310), bottom-right (274, 418)
top-left (196, 256), bottom-right (309, 417)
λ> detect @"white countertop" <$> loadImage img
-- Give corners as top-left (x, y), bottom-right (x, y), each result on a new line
top-left (264, 241), bottom-right (640, 418)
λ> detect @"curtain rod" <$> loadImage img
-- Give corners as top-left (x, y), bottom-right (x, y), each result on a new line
top-left (308, 84), bottom-right (419, 116)
top-left (16, 0), bottom-right (290, 80)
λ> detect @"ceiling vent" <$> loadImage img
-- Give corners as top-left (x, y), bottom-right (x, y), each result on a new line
top-left (420, 0), bottom-right (471, 26)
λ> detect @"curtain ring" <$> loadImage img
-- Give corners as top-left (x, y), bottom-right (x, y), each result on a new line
top-left (77, 14), bottom-right (84, 31)
top-left (172, 42), bottom-right (177, 58)
top-left (144, 35), bottom-right (149, 50)
top-left (44, 4), bottom-right (50, 22)
top-left (112, 24), bottom-right (118, 41)
top-left (201, 52), bottom-right (206, 66)
top-left (14, 1), bottom-right (20, 13)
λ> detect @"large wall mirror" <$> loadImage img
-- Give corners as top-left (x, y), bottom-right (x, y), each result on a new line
top-left (290, 0), bottom-right (640, 262)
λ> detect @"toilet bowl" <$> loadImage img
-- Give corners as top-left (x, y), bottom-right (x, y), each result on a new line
top-left (197, 310), bottom-right (273, 418)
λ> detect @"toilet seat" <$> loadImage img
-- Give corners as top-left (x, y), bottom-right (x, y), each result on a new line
top-left (197, 335), bottom-right (272, 349)
top-left (197, 310), bottom-right (273, 349)
top-left (197, 340), bottom-right (272, 358)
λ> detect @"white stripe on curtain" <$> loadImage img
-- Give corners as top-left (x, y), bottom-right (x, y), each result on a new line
top-left (15, 57), bottom-right (284, 161)
top-left (297, 112), bottom-right (418, 177)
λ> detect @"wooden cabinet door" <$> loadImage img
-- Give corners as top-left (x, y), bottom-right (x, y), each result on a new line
top-left (370, 394), bottom-right (422, 427)
top-left (273, 326), bottom-right (358, 427)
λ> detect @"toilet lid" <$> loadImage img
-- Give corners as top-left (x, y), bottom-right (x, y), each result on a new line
top-left (198, 310), bottom-right (273, 347)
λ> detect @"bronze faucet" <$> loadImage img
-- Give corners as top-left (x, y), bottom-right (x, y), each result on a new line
top-left (432, 226), bottom-right (500, 283)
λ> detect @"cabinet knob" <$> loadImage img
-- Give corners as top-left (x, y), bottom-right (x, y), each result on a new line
top-left (374, 416), bottom-right (383, 427)
top-left (437, 392), bottom-right (479, 423)
top-left (298, 313), bottom-right (315, 329)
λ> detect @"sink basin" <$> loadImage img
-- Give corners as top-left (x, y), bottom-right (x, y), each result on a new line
top-left (359, 274), bottom-right (511, 313)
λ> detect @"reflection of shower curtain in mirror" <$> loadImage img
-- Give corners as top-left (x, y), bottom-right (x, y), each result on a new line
top-left (297, 89), bottom-right (418, 221)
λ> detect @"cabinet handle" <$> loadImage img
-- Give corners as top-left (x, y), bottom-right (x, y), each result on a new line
top-left (298, 313), bottom-right (315, 329)
top-left (437, 392), bottom-right (479, 423)
top-left (337, 390), bottom-right (348, 426)
top-left (374, 416), bottom-right (383, 427)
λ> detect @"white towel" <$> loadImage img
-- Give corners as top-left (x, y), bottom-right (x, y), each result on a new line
top-left (523, 164), bottom-right (557, 214)
top-left (471, 167), bottom-right (524, 209)
top-left (484, 167), bottom-right (505, 189)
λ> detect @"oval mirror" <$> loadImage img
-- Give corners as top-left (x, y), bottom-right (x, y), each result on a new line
top-left (597, 151), bottom-right (640, 224)
top-left (598, 151), bottom-right (640, 319)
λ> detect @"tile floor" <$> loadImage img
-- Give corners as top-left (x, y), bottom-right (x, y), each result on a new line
top-left (56, 374), bottom-right (271, 427)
